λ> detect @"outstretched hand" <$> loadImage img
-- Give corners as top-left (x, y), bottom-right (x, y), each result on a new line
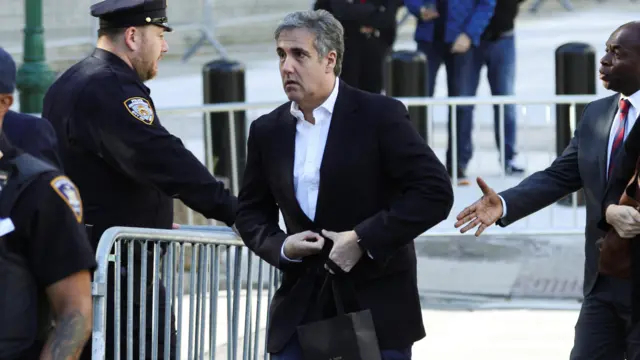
top-left (454, 177), bottom-right (504, 236)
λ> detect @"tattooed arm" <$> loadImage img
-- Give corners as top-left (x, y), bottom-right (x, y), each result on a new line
top-left (40, 271), bottom-right (93, 360)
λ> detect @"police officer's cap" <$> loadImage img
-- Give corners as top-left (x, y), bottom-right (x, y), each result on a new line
top-left (91, 0), bottom-right (173, 32)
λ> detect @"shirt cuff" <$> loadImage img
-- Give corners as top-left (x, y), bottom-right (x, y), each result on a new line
top-left (358, 239), bottom-right (374, 259)
top-left (280, 242), bottom-right (302, 263)
top-left (498, 195), bottom-right (508, 219)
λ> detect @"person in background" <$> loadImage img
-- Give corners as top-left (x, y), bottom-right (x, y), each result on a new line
top-left (458, 0), bottom-right (526, 176)
top-left (404, 0), bottom-right (495, 184)
top-left (0, 47), bottom-right (62, 168)
top-left (317, 0), bottom-right (402, 93)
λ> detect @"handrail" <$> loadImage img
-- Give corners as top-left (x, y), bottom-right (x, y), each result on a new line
top-left (151, 94), bottom-right (601, 116)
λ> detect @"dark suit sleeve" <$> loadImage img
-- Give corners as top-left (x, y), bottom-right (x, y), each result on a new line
top-left (498, 103), bottom-right (588, 227)
top-left (329, 0), bottom-right (398, 29)
top-left (33, 117), bottom-right (63, 169)
top-left (354, 99), bottom-right (454, 262)
top-left (82, 78), bottom-right (237, 226)
top-left (235, 120), bottom-right (302, 272)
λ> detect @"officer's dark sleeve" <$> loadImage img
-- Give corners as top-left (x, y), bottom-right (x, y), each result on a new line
top-left (34, 117), bottom-right (63, 169)
top-left (329, 0), bottom-right (398, 29)
top-left (82, 79), bottom-right (237, 226)
top-left (24, 174), bottom-right (96, 288)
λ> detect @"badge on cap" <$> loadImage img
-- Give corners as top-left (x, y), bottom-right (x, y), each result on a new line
top-left (124, 97), bottom-right (155, 125)
top-left (50, 176), bottom-right (83, 223)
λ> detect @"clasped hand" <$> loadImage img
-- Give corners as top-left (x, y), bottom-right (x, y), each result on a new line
top-left (606, 205), bottom-right (640, 238)
top-left (282, 229), bottom-right (363, 272)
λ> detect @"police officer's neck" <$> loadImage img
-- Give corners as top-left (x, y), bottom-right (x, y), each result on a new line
top-left (96, 39), bottom-right (135, 71)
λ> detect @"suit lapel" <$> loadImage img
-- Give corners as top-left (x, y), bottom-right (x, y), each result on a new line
top-left (598, 94), bottom-right (621, 190)
top-left (313, 82), bottom-right (358, 225)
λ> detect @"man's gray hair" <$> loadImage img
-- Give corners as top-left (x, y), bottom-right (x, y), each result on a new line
top-left (274, 10), bottom-right (345, 76)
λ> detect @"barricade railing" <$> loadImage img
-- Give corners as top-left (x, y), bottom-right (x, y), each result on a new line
top-left (154, 94), bottom-right (597, 231)
top-left (91, 225), bottom-right (585, 359)
top-left (91, 225), bottom-right (280, 360)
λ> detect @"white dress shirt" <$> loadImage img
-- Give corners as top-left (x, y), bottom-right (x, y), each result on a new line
top-left (500, 90), bottom-right (640, 218)
top-left (280, 78), bottom-right (339, 261)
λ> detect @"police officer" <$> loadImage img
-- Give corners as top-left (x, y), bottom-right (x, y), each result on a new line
top-left (0, 56), bottom-right (96, 359)
top-left (42, 0), bottom-right (238, 358)
top-left (317, 0), bottom-right (402, 93)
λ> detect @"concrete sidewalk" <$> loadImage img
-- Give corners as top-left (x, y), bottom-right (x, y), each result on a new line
top-left (138, 292), bottom-right (579, 359)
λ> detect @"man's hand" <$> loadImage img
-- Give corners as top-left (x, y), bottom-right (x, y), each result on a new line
top-left (454, 177), bottom-right (504, 236)
top-left (322, 230), bottom-right (363, 273)
top-left (360, 26), bottom-right (374, 34)
top-left (283, 230), bottom-right (325, 260)
top-left (606, 205), bottom-right (640, 238)
top-left (451, 33), bottom-right (471, 53)
top-left (419, 6), bottom-right (439, 21)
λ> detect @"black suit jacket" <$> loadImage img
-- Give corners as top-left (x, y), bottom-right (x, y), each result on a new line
top-left (598, 100), bottom-right (640, 322)
top-left (235, 81), bottom-right (453, 352)
top-left (3, 110), bottom-right (62, 168)
top-left (497, 94), bottom-right (621, 297)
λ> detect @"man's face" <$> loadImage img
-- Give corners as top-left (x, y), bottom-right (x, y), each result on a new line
top-left (130, 25), bottom-right (168, 82)
top-left (276, 28), bottom-right (336, 105)
top-left (600, 26), bottom-right (640, 95)
top-left (0, 94), bottom-right (12, 128)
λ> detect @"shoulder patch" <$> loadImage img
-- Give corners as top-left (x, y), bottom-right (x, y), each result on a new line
top-left (49, 176), bottom-right (83, 223)
top-left (123, 97), bottom-right (155, 125)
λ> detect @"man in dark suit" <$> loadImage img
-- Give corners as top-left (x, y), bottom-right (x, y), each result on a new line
top-left (454, 21), bottom-right (640, 359)
top-left (235, 9), bottom-right (454, 360)
top-left (0, 47), bottom-right (61, 168)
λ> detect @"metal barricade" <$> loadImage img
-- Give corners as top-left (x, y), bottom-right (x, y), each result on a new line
top-left (91, 226), bottom-right (280, 360)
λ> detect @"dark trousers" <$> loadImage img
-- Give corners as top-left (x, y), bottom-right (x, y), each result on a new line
top-left (417, 40), bottom-right (474, 171)
top-left (340, 31), bottom-right (390, 94)
top-left (459, 34), bottom-right (517, 164)
top-left (271, 334), bottom-right (412, 360)
top-left (570, 275), bottom-right (640, 359)
top-left (80, 262), bottom-right (177, 360)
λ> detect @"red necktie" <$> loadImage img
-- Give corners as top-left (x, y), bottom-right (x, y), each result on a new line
top-left (360, 0), bottom-right (365, 3)
top-left (608, 98), bottom-right (631, 178)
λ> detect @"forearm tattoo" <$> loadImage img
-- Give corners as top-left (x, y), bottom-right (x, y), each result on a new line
top-left (45, 310), bottom-right (88, 359)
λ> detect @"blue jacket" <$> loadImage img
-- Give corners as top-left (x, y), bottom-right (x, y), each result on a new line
top-left (404, 0), bottom-right (496, 46)
top-left (3, 110), bottom-right (62, 169)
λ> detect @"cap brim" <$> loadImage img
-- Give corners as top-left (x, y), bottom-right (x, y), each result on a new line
top-left (157, 23), bottom-right (173, 32)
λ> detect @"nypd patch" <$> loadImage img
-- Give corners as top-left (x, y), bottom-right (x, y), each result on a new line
top-left (50, 176), bottom-right (83, 223)
top-left (124, 97), bottom-right (155, 125)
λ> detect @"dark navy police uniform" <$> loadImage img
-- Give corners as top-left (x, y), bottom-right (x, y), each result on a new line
top-left (42, 0), bottom-right (238, 359)
top-left (0, 134), bottom-right (96, 360)
top-left (3, 110), bottom-right (62, 169)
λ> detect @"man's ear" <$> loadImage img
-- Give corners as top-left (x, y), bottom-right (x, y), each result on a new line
top-left (325, 50), bottom-right (337, 74)
top-left (0, 94), bottom-right (13, 109)
top-left (123, 26), bottom-right (141, 51)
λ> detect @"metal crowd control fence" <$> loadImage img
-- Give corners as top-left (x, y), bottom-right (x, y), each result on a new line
top-left (155, 94), bottom-right (599, 230)
top-left (91, 225), bottom-right (280, 360)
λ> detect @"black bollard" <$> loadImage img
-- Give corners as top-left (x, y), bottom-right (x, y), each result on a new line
top-left (555, 42), bottom-right (596, 207)
top-left (383, 50), bottom-right (428, 141)
top-left (202, 59), bottom-right (247, 194)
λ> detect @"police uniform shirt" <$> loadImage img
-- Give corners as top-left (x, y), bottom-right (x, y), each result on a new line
top-left (0, 135), bottom-right (96, 358)
top-left (42, 48), bottom-right (237, 246)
